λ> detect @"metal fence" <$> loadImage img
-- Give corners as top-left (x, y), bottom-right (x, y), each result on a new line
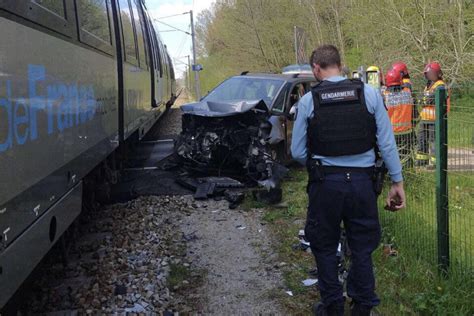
top-left (379, 85), bottom-right (474, 275)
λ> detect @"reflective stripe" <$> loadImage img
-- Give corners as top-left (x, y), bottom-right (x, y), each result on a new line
top-left (416, 153), bottom-right (430, 160)
top-left (421, 80), bottom-right (450, 121)
top-left (393, 122), bottom-right (412, 127)
top-left (383, 88), bottom-right (414, 133)
top-left (420, 106), bottom-right (436, 121)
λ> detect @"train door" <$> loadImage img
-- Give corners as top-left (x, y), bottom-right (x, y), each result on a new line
top-left (138, 3), bottom-right (156, 108)
top-left (112, 0), bottom-right (152, 141)
top-left (145, 15), bottom-right (164, 109)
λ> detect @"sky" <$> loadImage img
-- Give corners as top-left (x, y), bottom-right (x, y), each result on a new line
top-left (146, 0), bottom-right (214, 79)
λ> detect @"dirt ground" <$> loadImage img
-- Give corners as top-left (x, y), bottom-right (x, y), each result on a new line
top-left (181, 199), bottom-right (285, 315)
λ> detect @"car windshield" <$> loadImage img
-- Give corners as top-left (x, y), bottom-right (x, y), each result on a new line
top-left (202, 77), bottom-right (285, 107)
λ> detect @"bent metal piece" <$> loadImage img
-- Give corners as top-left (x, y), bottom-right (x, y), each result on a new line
top-left (175, 99), bottom-right (288, 200)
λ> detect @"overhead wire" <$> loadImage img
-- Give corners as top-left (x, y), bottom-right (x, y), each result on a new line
top-left (174, 24), bottom-right (191, 59)
top-left (156, 12), bottom-right (189, 20)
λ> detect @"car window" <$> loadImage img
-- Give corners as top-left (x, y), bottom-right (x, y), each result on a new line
top-left (272, 88), bottom-right (286, 113)
top-left (304, 81), bottom-right (313, 92)
top-left (203, 77), bottom-right (284, 106)
top-left (288, 83), bottom-right (306, 107)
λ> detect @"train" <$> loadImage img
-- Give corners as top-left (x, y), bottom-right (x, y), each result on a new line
top-left (0, 0), bottom-right (176, 307)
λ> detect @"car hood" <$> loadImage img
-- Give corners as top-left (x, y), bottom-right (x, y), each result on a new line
top-left (180, 99), bottom-right (269, 117)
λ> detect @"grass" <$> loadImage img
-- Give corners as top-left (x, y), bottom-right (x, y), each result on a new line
top-left (167, 263), bottom-right (192, 289)
top-left (448, 94), bottom-right (474, 147)
top-left (261, 168), bottom-right (474, 315)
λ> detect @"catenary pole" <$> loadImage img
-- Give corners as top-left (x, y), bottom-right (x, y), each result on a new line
top-left (190, 10), bottom-right (201, 100)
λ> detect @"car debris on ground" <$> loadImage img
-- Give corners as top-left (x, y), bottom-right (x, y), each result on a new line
top-left (302, 278), bottom-right (319, 287)
top-left (170, 99), bottom-right (288, 205)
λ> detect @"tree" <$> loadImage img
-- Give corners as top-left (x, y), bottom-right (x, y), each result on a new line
top-left (195, 0), bottom-right (473, 93)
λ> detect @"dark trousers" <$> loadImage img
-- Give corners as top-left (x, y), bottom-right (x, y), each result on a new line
top-left (417, 121), bottom-right (435, 161)
top-left (305, 172), bottom-right (381, 308)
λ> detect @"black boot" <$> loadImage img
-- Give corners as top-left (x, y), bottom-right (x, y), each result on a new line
top-left (313, 301), bottom-right (344, 316)
top-left (350, 302), bottom-right (372, 316)
top-left (313, 302), bottom-right (327, 316)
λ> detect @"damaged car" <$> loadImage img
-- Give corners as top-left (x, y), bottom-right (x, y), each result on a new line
top-left (175, 73), bottom-right (316, 196)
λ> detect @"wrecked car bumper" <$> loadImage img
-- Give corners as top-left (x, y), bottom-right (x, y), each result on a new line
top-left (175, 99), bottom-right (287, 194)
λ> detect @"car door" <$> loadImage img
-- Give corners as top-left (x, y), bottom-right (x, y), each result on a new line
top-left (284, 81), bottom-right (313, 158)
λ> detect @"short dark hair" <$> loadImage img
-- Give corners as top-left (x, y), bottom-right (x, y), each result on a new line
top-left (309, 45), bottom-right (341, 69)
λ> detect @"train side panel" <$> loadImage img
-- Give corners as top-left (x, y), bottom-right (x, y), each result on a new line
top-left (0, 0), bottom-right (176, 307)
top-left (0, 1), bottom-right (118, 306)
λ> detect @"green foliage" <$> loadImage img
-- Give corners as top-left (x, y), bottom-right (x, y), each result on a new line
top-left (194, 0), bottom-right (474, 94)
top-left (374, 252), bottom-right (474, 315)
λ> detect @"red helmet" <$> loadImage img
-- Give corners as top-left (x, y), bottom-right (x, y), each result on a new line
top-left (424, 62), bottom-right (442, 76)
top-left (385, 69), bottom-right (402, 87)
top-left (392, 62), bottom-right (409, 77)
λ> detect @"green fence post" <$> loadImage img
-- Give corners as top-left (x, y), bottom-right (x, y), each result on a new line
top-left (435, 87), bottom-right (449, 274)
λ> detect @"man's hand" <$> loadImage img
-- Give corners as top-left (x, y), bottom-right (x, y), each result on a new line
top-left (385, 181), bottom-right (406, 211)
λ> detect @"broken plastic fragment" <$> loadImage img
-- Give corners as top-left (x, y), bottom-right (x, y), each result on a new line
top-left (383, 244), bottom-right (398, 257)
top-left (302, 279), bottom-right (319, 286)
top-left (285, 290), bottom-right (294, 296)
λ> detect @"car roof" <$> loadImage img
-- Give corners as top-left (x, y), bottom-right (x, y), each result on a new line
top-left (234, 72), bottom-right (315, 82)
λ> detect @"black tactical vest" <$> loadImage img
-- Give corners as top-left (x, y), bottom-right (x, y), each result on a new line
top-left (307, 79), bottom-right (376, 156)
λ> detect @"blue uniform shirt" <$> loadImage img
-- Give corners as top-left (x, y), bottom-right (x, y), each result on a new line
top-left (291, 76), bottom-right (403, 183)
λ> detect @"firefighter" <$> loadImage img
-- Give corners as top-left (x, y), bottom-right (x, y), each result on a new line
top-left (291, 45), bottom-right (405, 316)
top-left (416, 62), bottom-right (450, 166)
top-left (366, 65), bottom-right (383, 90)
top-left (392, 62), bottom-right (412, 91)
top-left (383, 69), bottom-right (416, 165)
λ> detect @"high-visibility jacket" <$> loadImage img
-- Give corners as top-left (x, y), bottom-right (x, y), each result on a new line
top-left (420, 80), bottom-right (451, 121)
top-left (383, 87), bottom-right (414, 134)
top-left (402, 78), bottom-right (412, 91)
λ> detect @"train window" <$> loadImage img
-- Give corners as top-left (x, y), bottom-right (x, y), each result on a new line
top-left (130, 0), bottom-right (148, 68)
top-left (118, 0), bottom-right (138, 64)
top-left (77, 0), bottom-right (111, 44)
top-left (1, 0), bottom-right (73, 37)
top-left (148, 26), bottom-right (158, 69)
top-left (169, 55), bottom-right (175, 80)
top-left (150, 25), bottom-right (162, 76)
top-left (32, 0), bottom-right (65, 17)
top-left (158, 41), bottom-right (166, 77)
